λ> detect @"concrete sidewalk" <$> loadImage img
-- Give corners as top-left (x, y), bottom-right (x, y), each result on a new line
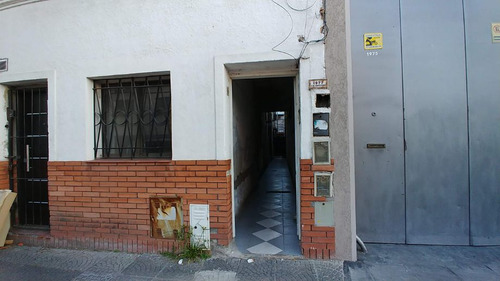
top-left (5, 242), bottom-right (498, 280)
top-left (345, 244), bottom-right (500, 281)
top-left (0, 245), bottom-right (344, 281)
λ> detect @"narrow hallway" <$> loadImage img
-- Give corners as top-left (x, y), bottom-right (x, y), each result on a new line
top-left (235, 158), bottom-right (301, 256)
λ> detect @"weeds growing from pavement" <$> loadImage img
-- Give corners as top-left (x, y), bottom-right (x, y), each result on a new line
top-left (161, 225), bottom-right (210, 262)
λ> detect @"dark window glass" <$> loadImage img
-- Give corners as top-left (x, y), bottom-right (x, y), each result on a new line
top-left (93, 75), bottom-right (171, 158)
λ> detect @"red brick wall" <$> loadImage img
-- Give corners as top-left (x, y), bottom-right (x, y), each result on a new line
top-left (300, 159), bottom-right (336, 259)
top-left (0, 161), bottom-right (10, 190)
top-left (46, 159), bottom-right (232, 253)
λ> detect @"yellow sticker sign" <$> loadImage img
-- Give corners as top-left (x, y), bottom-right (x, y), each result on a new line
top-left (492, 23), bottom-right (500, 43)
top-left (364, 33), bottom-right (383, 50)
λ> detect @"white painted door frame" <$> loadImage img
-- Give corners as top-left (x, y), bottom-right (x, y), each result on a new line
top-left (214, 54), bottom-right (300, 238)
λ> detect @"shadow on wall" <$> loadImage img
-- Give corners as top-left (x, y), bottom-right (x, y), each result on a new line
top-left (232, 78), bottom-right (295, 217)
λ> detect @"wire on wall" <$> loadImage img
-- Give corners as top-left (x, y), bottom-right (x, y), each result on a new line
top-left (286, 0), bottom-right (318, 12)
top-left (271, 0), bottom-right (296, 60)
top-left (271, 0), bottom-right (329, 62)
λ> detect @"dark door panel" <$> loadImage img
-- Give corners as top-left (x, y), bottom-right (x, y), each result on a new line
top-left (9, 86), bottom-right (49, 227)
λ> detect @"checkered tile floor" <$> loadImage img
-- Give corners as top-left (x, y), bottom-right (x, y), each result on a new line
top-left (235, 158), bottom-right (301, 256)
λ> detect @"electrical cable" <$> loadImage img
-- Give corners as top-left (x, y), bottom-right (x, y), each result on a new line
top-left (303, 0), bottom-right (309, 37)
top-left (305, 8), bottom-right (315, 42)
top-left (271, 0), bottom-right (297, 60)
top-left (286, 0), bottom-right (318, 12)
top-left (271, 0), bottom-right (329, 61)
top-left (307, 0), bottom-right (328, 43)
top-left (297, 0), bottom-right (328, 60)
top-left (298, 41), bottom-right (310, 60)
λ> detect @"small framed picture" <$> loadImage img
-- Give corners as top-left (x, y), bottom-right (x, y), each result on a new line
top-left (313, 140), bottom-right (330, 165)
top-left (314, 172), bottom-right (333, 197)
top-left (313, 113), bottom-right (329, 136)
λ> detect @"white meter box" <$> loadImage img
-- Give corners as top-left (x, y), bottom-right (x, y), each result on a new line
top-left (189, 204), bottom-right (210, 249)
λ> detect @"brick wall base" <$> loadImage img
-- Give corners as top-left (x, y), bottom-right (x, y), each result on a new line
top-left (41, 159), bottom-right (232, 253)
top-left (5, 158), bottom-right (337, 259)
top-left (8, 228), bottom-right (185, 253)
top-left (300, 159), bottom-right (336, 259)
top-left (0, 161), bottom-right (9, 190)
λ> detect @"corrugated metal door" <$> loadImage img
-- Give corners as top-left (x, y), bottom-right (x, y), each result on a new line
top-left (465, 0), bottom-right (500, 245)
top-left (401, 0), bottom-right (470, 245)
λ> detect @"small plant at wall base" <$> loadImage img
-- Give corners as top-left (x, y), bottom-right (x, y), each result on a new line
top-left (161, 225), bottom-right (211, 262)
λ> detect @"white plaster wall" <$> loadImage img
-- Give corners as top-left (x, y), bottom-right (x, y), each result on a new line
top-left (299, 44), bottom-right (326, 159)
top-left (0, 0), bottom-right (326, 161)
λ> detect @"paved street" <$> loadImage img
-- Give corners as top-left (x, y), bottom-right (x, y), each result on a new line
top-left (346, 244), bottom-right (500, 281)
top-left (0, 245), bottom-right (344, 281)
top-left (3, 242), bottom-right (499, 280)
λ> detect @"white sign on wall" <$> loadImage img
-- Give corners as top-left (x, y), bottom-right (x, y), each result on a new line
top-left (492, 23), bottom-right (500, 43)
top-left (309, 79), bottom-right (328, 90)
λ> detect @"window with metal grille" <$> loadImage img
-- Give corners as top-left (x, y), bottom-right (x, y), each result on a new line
top-left (93, 75), bottom-right (172, 159)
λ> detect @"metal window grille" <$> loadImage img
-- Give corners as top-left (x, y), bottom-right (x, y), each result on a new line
top-left (93, 75), bottom-right (172, 159)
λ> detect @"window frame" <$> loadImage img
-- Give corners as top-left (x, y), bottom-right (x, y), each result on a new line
top-left (93, 74), bottom-right (172, 159)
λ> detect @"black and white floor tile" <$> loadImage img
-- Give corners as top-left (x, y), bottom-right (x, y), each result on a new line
top-left (235, 158), bottom-right (301, 256)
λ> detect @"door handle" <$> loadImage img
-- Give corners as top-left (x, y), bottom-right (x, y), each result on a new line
top-left (26, 144), bottom-right (30, 172)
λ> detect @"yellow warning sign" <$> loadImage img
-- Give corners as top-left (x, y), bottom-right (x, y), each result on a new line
top-left (492, 23), bottom-right (500, 43)
top-left (364, 33), bottom-right (383, 50)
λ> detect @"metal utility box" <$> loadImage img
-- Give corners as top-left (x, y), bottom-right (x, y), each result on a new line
top-left (314, 201), bottom-right (334, 227)
top-left (190, 204), bottom-right (210, 249)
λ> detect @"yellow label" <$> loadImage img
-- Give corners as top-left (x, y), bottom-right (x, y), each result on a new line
top-left (364, 33), bottom-right (383, 50)
top-left (492, 23), bottom-right (500, 43)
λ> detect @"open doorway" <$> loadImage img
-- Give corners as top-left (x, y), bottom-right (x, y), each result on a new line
top-left (232, 77), bottom-right (300, 255)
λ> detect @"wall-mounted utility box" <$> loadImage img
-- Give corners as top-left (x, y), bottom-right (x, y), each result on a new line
top-left (314, 172), bottom-right (333, 197)
top-left (190, 204), bottom-right (210, 249)
top-left (313, 140), bottom-right (330, 165)
top-left (316, 94), bottom-right (330, 108)
top-left (314, 201), bottom-right (334, 227)
top-left (313, 113), bottom-right (329, 136)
